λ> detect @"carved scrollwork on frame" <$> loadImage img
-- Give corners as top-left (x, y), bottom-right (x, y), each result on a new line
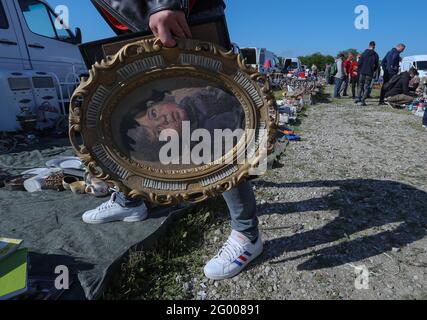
top-left (69, 37), bottom-right (278, 205)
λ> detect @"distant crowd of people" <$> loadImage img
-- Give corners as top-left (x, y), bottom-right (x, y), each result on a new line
top-left (325, 41), bottom-right (426, 129)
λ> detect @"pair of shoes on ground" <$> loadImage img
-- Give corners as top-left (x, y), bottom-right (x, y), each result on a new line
top-left (354, 100), bottom-right (367, 106)
top-left (82, 193), bottom-right (263, 280)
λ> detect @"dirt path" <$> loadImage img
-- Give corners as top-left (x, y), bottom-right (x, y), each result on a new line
top-left (200, 98), bottom-right (427, 300)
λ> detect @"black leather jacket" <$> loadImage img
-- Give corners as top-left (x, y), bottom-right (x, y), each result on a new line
top-left (91, 0), bottom-right (225, 33)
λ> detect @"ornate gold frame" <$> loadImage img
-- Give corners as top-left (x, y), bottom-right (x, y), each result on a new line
top-left (69, 37), bottom-right (278, 205)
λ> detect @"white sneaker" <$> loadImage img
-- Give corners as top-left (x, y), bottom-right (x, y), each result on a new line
top-left (82, 193), bottom-right (148, 224)
top-left (204, 230), bottom-right (263, 280)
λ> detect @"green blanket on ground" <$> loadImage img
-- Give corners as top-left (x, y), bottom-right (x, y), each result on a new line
top-left (0, 141), bottom-right (181, 299)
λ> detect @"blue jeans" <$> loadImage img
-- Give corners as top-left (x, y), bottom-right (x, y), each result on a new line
top-left (222, 181), bottom-right (259, 242)
top-left (357, 74), bottom-right (373, 103)
top-left (116, 181), bottom-right (259, 241)
top-left (334, 77), bottom-right (344, 98)
top-left (423, 107), bottom-right (427, 126)
top-left (341, 77), bottom-right (349, 96)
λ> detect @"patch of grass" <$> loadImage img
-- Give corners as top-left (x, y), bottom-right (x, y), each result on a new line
top-left (313, 90), bottom-right (332, 104)
top-left (330, 97), bottom-right (352, 106)
top-left (103, 199), bottom-right (229, 300)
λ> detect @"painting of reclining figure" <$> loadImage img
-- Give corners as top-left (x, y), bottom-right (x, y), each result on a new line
top-left (111, 77), bottom-right (246, 168)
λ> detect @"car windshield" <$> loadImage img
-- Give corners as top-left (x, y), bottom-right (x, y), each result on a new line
top-left (416, 61), bottom-right (427, 70)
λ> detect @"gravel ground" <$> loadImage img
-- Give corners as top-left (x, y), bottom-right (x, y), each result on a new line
top-left (194, 97), bottom-right (427, 300)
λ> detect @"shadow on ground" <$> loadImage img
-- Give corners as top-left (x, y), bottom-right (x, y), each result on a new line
top-left (312, 91), bottom-right (332, 104)
top-left (253, 179), bottom-right (427, 271)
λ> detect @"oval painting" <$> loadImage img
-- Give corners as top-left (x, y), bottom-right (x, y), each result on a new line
top-left (111, 76), bottom-right (246, 170)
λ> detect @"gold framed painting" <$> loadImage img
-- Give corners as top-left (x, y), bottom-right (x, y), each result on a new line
top-left (69, 37), bottom-right (278, 205)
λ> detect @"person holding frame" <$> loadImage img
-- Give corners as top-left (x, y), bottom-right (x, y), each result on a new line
top-left (84, 0), bottom-right (264, 281)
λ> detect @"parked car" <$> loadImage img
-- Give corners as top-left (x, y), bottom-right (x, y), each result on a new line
top-left (283, 58), bottom-right (302, 74)
top-left (401, 55), bottom-right (427, 78)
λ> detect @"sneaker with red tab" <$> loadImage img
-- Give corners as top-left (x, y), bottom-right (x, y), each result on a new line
top-left (204, 230), bottom-right (263, 280)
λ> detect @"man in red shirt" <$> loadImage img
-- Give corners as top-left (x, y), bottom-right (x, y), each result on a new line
top-left (342, 53), bottom-right (356, 97)
top-left (349, 63), bottom-right (359, 99)
top-left (344, 53), bottom-right (358, 99)
top-left (86, 0), bottom-right (263, 281)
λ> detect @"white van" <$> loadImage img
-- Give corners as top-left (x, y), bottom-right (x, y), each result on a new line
top-left (0, 0), bottom-right (86, 132)
top-left (0, 0), bottom-right (86, 80)
top-left (240, 47), bottom-right (281, 74)
top-left (401, 55), bottom-right (427, 78)
top-left (283, 58), bottom-right (302, 73)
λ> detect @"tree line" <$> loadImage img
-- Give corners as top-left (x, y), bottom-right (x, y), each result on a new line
top-left (297, 49), bottom-right (360, 71)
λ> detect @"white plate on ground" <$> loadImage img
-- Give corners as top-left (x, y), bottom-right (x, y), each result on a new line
top-left (21, 168), bottom-right (51, 176)
top-left (45, 157), bottom-right (83, 170)
top-left (21, 168), bottom-right (62, 177)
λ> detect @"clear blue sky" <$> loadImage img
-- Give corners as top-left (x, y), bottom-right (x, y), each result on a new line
top-left (47, 0), bottom-right (426, 58)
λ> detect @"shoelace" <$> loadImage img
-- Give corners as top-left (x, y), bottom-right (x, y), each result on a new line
top-left (217, 238), bottom-right (244, 263)
top-left (98, 200), bottom-right (116, 211)
top-left (98, 194), bottom-right (117, 211)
